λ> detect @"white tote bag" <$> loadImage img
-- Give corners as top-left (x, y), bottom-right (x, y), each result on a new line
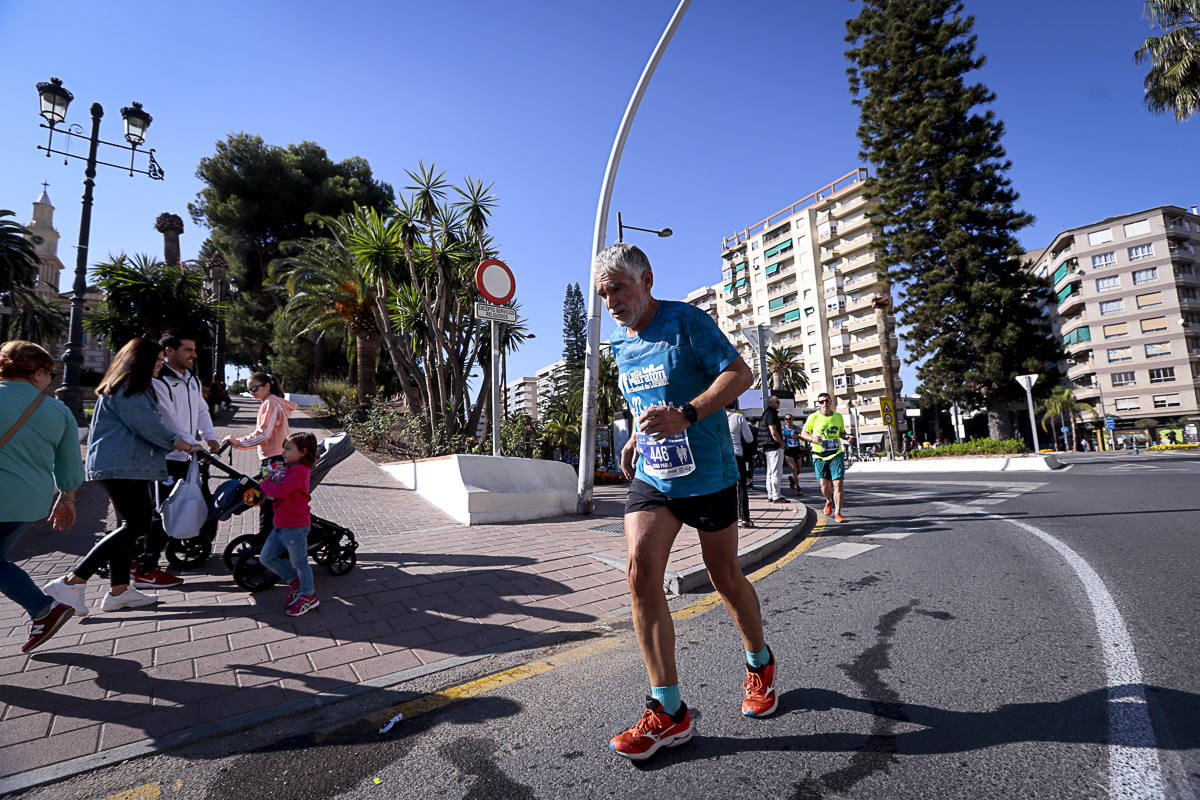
top-left (160, 454), bottom-right (209, 539)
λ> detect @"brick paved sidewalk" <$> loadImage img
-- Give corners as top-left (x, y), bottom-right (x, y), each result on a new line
top-left (0, 397), bottom-right (805, 788)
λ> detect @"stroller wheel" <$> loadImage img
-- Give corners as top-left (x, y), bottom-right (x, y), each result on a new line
top-left (325, 545), bottom-right (357, 576)
top-left (223, 534), bottom-right (260, 572)
top-left (165, 537), bottom-right (212, 569)
top-left (311, 541), bottom-right (334, 566)
top-left (232, 551), bottom-right (278, 593)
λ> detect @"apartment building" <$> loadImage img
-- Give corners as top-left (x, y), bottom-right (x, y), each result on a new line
top-left (1031, 206), bottom-right (1200, 437)
top-left (684, 283), bottom-right (720, 324)
top-left (505, 375), bottom-right (540, 421)
top-left (716, 168), bottom-right (902, 433)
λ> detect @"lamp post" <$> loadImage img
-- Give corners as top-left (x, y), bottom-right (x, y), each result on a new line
top-left (617, 211), bottom-right (673, 243)
top-left (205, 251), bottom-right (229, 385)
top-left (34, 77), bottom-right (165, 424)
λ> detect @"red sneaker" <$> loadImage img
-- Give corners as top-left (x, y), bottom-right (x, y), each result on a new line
top-left (287, 593), bottom-right (319, 617)
top-left (22, 603), bottom-right (74, 654)
top-left (823, 501), bottom-right (833, 515)
top-left (834, 513), bottom-right (848, 523)
top-left (743, 649), bottom-right (778, 718)
top-left (131, 566), bottom-right (184, 589)
top-left (609, 698), bottom-right (693, 760)
top-left (286, 579), bottom-right (301, 606)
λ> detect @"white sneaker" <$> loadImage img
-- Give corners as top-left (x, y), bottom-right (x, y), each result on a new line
top-left (99, 587), bottom-right (159, 612)
top-left (43, 577), bottom-right (89, 617)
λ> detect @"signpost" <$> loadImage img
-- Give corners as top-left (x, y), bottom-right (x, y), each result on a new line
top-left (741, 323), bottom-right (776, 410)
top-left (474, 259), bottom-right (516, 457)
top-left (877, 396), bottom-right (896, 459)
top-left (1014, 373), bottom-right (1040, 453)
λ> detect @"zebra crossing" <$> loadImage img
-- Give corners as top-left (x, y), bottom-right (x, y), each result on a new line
top-left (805, 481), bottom-right (1045, 560)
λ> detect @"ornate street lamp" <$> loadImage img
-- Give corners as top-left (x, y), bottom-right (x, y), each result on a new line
top-left (33, 76), bottom-right (165, 424)
top-left (205, 250), bottom-right (229, 384)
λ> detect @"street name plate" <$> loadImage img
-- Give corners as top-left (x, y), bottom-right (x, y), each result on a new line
top-left (475, 302), bottom-right (518, 323)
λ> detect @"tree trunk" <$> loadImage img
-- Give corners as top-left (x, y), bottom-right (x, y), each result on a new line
top-left (466, 345), bottom-right (492, 443)
top-left (987, 407), bottom-right (1015, 441)
top-left (356, 334), bottom-right (379, 404)
top-left (872, 294), bottom-right (900, 452)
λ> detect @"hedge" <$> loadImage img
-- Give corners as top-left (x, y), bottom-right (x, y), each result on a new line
top-left (908, 437), bottom-right (1027, 458)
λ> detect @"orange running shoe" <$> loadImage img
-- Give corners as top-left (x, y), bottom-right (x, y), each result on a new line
top-left (834, 513), bottom-right (848, 523)
top-left (609, 698), bottom-right (693, 760)
top-left (743, 648), bottom-right (778, 717)
top-left (823, 500), bottom-right (833, 515)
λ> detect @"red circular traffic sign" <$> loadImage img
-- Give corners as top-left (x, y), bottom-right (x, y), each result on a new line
top-left (475, 258), bottom-right (515, 305)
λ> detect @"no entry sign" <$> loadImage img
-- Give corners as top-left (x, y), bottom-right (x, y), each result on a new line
top-left (474, 258), bottom-right (516, 305)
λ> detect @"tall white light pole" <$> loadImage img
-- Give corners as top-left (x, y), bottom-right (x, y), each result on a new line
top-left (576, 0), bottom-right (692, 514)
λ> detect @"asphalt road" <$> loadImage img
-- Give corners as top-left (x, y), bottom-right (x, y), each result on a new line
top-left (16, 452), bottom-right (1200, 800)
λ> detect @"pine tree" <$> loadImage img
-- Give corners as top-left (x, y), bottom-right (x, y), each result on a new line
top-left (845, 0), bottom-right (1062, 437)
top-left (555, 282), bottom-right (588, 405)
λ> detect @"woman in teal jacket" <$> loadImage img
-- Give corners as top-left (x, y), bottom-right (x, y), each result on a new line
top-left (43, 338), bottom-right (196, 616)
top-left (0, 341), bottom-right (84, 653)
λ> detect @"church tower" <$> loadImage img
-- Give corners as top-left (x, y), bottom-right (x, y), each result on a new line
top-left (26, 185), bottom-right (64, 301)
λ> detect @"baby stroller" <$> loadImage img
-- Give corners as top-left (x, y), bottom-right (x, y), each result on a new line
top-left (200, 432), bottom-right (359, 592)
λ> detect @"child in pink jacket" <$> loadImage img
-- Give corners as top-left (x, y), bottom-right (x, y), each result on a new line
top-left (226, 373), bottom-right (298, 540)
top-left (257, 432), bottom-right (318, 616)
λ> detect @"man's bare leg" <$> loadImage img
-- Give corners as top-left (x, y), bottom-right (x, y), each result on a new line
top-left (699, 524), bottom-right (765, 653)
top-left (820, 477), bottom-right (834, 507)
top-left (833, 478), bottom-right (845, 513)
top-left (624, 507), bottom-right (684, 686)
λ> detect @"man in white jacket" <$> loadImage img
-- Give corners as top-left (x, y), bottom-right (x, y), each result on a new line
top-left (132, 333), bottom-right (220, 588)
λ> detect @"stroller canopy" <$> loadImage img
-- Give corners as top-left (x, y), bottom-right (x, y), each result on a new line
top-left (311, 432), bottom-right (355, 489)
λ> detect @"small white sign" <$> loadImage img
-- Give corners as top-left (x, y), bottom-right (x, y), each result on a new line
top-left (475, 302), bottom-right (518, 323)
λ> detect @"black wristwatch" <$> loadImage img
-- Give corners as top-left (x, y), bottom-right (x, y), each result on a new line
top-left (680, 402), bottom-right (699, 425)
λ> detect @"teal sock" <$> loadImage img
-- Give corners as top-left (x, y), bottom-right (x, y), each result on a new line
top-left (650, 684), bottom-right (681, 716)
top-left (746, 645), bottom-right (770, 668)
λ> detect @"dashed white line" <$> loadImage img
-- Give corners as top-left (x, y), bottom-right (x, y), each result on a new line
top-left (808, 542), bottom-right (880, 559)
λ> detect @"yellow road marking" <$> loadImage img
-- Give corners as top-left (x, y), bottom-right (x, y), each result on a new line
top-left (97, 783), bottom-right (161, 800)
top-left (366, 507), bottom-right (825, 728)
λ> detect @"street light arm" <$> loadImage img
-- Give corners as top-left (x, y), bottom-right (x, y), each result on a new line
top-left (576, 0), bottom-right (691, 515)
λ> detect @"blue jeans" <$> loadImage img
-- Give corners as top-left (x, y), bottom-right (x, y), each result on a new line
top-left (258, 526), bottom-right (314, 597)
top-left (0, 521), bottom-right (54, 619)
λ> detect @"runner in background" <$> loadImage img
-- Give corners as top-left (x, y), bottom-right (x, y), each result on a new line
top-left (726, 402), bottom-right (754, 528)
top-left (801, 391), bottom-right (851, 523)
top-left (782, 413), bottom-right (804, 497)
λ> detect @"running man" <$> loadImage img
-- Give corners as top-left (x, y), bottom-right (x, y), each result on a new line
top-left (801, 392), bottom-right (851, 523)
top-left (596, 243), bottom-right (778, 761)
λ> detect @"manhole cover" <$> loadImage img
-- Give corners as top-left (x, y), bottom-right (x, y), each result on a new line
top-left (589, 521), bottom-right (626, 534)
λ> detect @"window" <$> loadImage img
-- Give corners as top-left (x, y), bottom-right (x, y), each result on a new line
top-left (1152, 393), bottom-right (1181, 408)
top-left (1145, 341), bottom-right (1171, 358)
top-left (1149, 367), bottom-right (1176, 383)
top-left (1128, 244), bottom-right (1155, 262)
top-left (1181, 287), bottom-right (1200, 300)
top-left (1088, 229), bottom-right (1114, 246)
top-left (1095, 275), bottom-right (1121, 292)
top-left (1092, 252), bottom-right (1117, 268)
top-left (1111, 371), bottom-right (1136, 387)
top-left (1140, 317), bottom-right (1168, 334)
top-left (1103, 322), bottom-right (1129, 339)
top-left (1137, 291), bottom-right (1164, 309)
top-left (803, 288), bottom-right (812, 299)
top-left (1133, 267), bottom-right (1158, 284)
top-left (804, 306), bottom-right (816, 316)
top-left (1100, 299), bottom-right (1125, 315)
top-left (806, 327), bottom-right (816, 337)
top-left (811, 365), bottom-right (820, 374)
top-left (1107, 346), bottom-right (1133, 362)
top-left (1123, 219), bottom-right (1151, 237)
top-left (1176, 263), bottom-right (1195, 276)
top-left (808, 343), bottom-right (817, 354)
top-left (1115, 396), bottom-right (1141, 411)
top-left (751, 241), bottom-right (759, 250)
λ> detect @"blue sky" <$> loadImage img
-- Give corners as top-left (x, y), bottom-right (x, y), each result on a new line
top-left (2, 0), bottom-right (1195, 393)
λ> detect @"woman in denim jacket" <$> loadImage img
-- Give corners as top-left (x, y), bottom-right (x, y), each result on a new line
top-left (43, 339), bottom-right (196, 615)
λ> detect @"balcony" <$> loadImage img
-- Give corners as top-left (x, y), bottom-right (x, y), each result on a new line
top-left (829, 332), bottom-right (851, 354)
top-left (839, 232), bottom-right (876, 257)
top-left (1058, 290), bottom-right (1085, 315)
top-left (842, 250), bottom-right (877, 273)
top-left (851, 332), bottom-right (881, 351)
top-left (837, 213), bottom-right (871, 237)
top-left (818, 224), bottom-right (838, 244)
top-left (820, 246), bottom-right (839, 264)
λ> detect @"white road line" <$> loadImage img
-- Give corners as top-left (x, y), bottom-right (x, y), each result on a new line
top-left (808, 542), bottom-right (880, 559)
top-left (939, 501), bottom-right (1166, 800)
top-left (862, 532), bottom-right (914, 540)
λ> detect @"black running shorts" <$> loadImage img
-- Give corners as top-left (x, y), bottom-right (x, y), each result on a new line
top-left (624, 478), bottom-right (739, 533)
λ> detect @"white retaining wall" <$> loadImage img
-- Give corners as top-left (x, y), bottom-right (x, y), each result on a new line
top-left (381, 455), bottom-right (578, 525)
top-left (849, 454), bottom-right (1064, 473)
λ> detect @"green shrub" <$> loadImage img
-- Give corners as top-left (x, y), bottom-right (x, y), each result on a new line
top-left (314, 379), bottom-right (358, 418)
top-left (908, 437), bottom-right (1027, 458)
top-left (341, 391), bottom-right (403, 455)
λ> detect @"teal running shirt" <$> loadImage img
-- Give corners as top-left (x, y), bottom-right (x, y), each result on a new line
top-left (610, 300), bottom-right (740, 497)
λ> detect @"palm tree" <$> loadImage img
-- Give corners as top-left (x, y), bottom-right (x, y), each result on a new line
top-left (86, 254), bottom-right (222, 349)
top-left (766, 346), bottom-right (809, 392)
top-left (0, 210), bottom-right (42, 342)
top-left (1135, 0), bottom-right (1200, 120)
top-left (1039, 385), bottom-right (1097, 451)
top-left (8, 290), bottom-right (67, 346)
top-left (542, 408), bottom-right (580, 459)
top-left (271, 234), bottom-right (381, 403)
